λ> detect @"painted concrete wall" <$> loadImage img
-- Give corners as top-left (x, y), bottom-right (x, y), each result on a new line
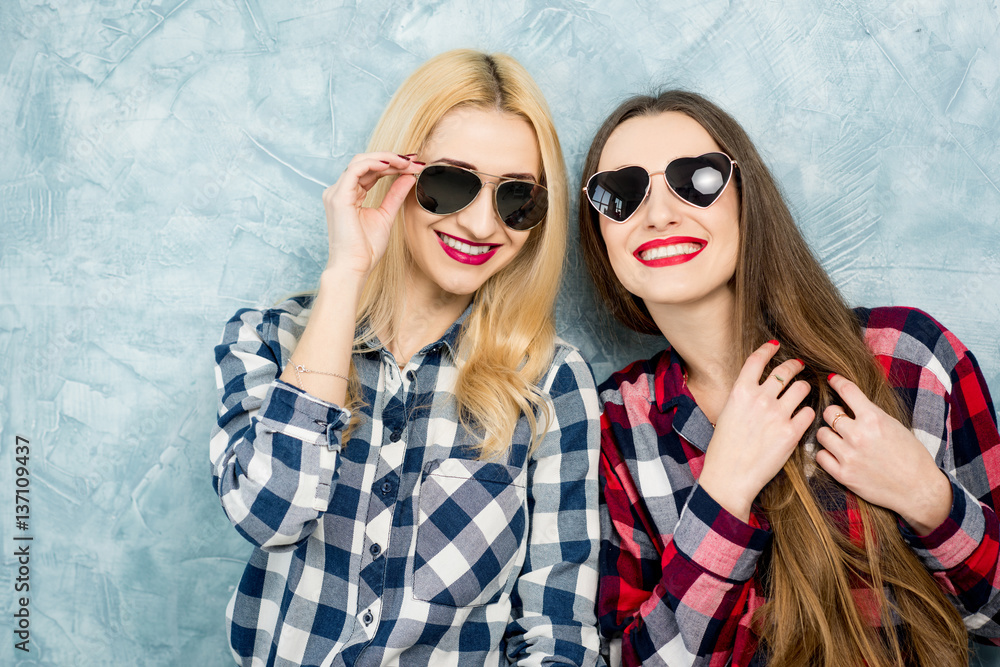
top-left (2, 1), bottom-right (998, 664)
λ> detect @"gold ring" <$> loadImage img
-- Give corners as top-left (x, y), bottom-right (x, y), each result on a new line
top-left (831, 412), bottom-right (848, 435)
top-left (769, 373), bottom-right (786, 388)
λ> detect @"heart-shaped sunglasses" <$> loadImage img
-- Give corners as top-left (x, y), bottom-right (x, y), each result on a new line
top-left (583, 152), bottom-right (738, 223)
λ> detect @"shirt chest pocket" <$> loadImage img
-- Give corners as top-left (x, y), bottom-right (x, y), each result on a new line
top-left (412, 457), bottom-right (527, 607)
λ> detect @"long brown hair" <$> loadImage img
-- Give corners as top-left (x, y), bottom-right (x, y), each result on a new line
top-left (579, 91), bottom-right (967, 666)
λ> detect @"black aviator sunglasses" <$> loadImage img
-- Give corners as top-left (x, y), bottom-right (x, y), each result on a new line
top-left (415, 163), bottom-right (548, 231)
top-left (583, 152), bottom-right (738, 223)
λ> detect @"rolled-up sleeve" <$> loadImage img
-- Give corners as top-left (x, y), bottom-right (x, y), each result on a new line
top-left (210, 307), bottom-right (349, 551)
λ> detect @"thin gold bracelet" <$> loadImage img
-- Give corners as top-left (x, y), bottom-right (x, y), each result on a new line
top-left (293, 363), bottom-right (349, 387)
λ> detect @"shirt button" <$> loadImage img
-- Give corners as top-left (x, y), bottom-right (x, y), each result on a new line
top-left (363, 611), bottom-right (373, 626)
top-left (389, 430), bottom-right (401, 442)
top-left (381, 481), bottom-right (393, 495)
top-left (406, 370), bottom-right (415, 382)
top-left (369, 543), bottom-right (381, 557)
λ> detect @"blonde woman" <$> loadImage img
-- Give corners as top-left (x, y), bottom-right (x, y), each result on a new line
top-left (579, 90), bottom-right (1000, 666)
top-left (210, 50), bottom-right (601, 666)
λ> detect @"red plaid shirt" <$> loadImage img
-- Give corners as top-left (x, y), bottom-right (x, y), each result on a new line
top-left (597, 307), bottom-right (1000, 666)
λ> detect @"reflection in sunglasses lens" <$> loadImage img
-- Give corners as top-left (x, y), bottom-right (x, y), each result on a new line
top-left (666, 154), bottom-right (732, 207)
top-left (416, 166), bottom-right (481, 214)
top-left (416, 165), bottom-right (547, 230)
top-left (588, 166), bottom-right (649, 222)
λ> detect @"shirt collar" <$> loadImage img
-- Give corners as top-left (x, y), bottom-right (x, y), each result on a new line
top-left (356, 302), bottom-right (472, 361)
top-left (653, 346), bottom-right (716, 453)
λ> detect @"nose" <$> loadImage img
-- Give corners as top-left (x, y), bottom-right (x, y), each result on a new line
top-left (642, 174), bottom-right (679, 230)
top-left (454, 181), bottom-right (501, 239)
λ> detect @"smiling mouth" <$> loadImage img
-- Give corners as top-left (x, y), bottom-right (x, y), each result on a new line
top-left (639, 242), bottom-right (703, 261)
top-left (436, 232), bottom-right (498, 256)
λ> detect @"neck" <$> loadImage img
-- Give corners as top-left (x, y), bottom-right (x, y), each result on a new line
top-left (647, 290), bottom-right (739, 420)
top-left (381, 273), bottom-right (472, 367)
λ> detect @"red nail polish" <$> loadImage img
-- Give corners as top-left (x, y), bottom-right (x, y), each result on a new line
top-left (379, 160), bottom-right (390, 164)
top-left (412, 161), bottom-right (426, 166)
top-left (827, 373), bottom-right (836, 382)
top-left (795, 359), bottom-right (804, 365)
top-left (397, 154), bottom-right (412, 160)
top-left (768, 339), bottom-right (779, 346)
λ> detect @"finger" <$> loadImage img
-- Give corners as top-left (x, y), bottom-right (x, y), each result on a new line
top-left (778, 378), bottom-right (811, 412)
top-left (827, 373), bottom-right (874, 414)
top-left (358, 156), bottom-right (426, 190)
top-left (345, 153), bottom-right (420, 183)
top-left (376, 173), bottom-right (417, 222)
top-left (815, 447), bottom-right (842, 479)
top-left (331, 158), bottom-right (413, 206)
top-left (815, 423), bottom-right (845, 452)
top-left (737, 340), bottom-right (780, 386)
top-left (823, 404), bottom-right (852, 437)
top-left (790, 405), bottom-right (816, 435)
top-left (346, 151), bottom-right (416, 169)
top-left (765, 358), bottom-right (805, 394)
top-left (335, 157), bottom-right (395, 193)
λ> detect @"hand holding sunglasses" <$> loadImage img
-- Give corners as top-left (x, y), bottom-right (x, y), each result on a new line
top-left (323, 152), bottom-right (423, 275)
top-left (415, 163), bottom-right (548, 231)
top-left (584, 152), bottom-right (738, 223)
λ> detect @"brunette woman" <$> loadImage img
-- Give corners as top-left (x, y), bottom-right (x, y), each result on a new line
top-left (210, 50), bottom-right (601, 666)
top-left (580, 90), bottom-right (1000, 666)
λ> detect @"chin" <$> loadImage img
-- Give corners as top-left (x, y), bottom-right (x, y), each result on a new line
top-left (434, 275), bottom-right (484, 297)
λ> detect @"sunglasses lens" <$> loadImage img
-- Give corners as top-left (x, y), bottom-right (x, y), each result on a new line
top-left (496, 180), bottom-right (547, 231)
top-left (415, 165), bottom-right (483, 215)
top-left (586, 166), bottom-right (650, 222)
top-left (665, 153), bottom-right (733, 208)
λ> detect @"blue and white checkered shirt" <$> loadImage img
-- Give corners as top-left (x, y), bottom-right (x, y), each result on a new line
top-left (210, 296), bottom-right (602, 667)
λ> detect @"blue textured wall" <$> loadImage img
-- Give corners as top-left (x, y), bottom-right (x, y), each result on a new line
top-left (2, 1), bottom-right (999, 665)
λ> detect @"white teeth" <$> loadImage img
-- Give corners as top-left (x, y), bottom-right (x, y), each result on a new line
top-left (439, 233), bottom-right (493, 255)
top-left (640, 242), bottom-right (702, 261)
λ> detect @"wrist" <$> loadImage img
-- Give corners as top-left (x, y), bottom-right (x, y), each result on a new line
top-left (899, 469), bottom-right (953, 536)
top-left (698, 470), bottom-right (754, 522)
top-left (318, 265), bottom-right (367, 298)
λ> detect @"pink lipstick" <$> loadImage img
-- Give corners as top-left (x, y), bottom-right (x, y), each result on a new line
top-left (437, 232), bottom-right (500, 266)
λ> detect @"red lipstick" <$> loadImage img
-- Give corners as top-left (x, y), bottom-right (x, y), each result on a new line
top-left (633, 236), bottom-right (706, 267)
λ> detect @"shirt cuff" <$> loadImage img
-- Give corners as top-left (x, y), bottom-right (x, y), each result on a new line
top-left (672, 482), bottom-right (771, 582)
top-left (258, 380), bottom-right (350, 452)
top-left (900, 475), bottom-right (986, 571)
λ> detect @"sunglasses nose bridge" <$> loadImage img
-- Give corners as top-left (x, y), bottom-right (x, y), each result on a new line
top-left (455, 178), bottom-right (504, 237)
top-left (644, 172), bottom-right (685, 226)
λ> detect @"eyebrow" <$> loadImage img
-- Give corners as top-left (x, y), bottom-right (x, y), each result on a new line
top-left (436, 157), bottom-right (537, 182)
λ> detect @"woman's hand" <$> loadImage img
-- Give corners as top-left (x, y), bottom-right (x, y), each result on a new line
top-left (323, 152), bottom-right (423, 277)
top-left (816, 374), bottom-right (953, 535)
top-left (699, 341), bottom-right (816, 521)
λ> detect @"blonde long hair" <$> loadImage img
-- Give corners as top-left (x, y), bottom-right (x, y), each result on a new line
top-left (579, 91), bottom-right (967, 666)
top-left (344, 49), bottom-right (567, 459)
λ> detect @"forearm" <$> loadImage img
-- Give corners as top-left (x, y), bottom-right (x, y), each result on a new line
top-left (902, 476), bottom-right (1000, 636)
top-left (601, 446), bottom-right (768, 666)
top-left (278, 267), bottom-right (365, 405)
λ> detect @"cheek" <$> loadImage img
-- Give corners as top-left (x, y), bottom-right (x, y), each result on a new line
top-left (600, 222), bottom-right (631, 268)
top-left (401, 199), bottom-right (432, 245)
top-left (509, 230), bottom-right (530, 256)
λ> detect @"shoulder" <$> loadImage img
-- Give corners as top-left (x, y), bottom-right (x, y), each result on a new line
top-left (542, 337), bottom-right (598, 396)
top-left (855, 306), bottom-right (970, 377)
top-left (217, 294), bottom-right (315, 364)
